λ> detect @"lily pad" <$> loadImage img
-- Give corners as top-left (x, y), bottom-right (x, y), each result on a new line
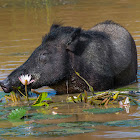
top-left (25, 113), bottom-right (72, 121)
top-left (83, 108), bottom-right (124, 114)
top-left (58, 121), bottom-right (102, 127)
top-left (104, 119), bottom-right (140, 127)
top-left (47, 127), bottom-right (95, 137)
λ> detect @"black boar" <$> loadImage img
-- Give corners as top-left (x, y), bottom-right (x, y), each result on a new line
top-left (0, 20), bottom-right (137, 94)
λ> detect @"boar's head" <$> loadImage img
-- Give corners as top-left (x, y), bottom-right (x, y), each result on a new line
top-left (0, 24), bottom-right (81, 93)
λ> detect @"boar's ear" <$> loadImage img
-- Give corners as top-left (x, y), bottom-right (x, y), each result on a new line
top-left (66, 28), bottom-right (81, 52)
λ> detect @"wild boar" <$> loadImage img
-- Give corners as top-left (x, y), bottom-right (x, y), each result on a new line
top-left (0, 20), bottom-right (137, 94)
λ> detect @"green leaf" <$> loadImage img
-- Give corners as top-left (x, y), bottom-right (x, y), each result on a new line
top-left (8, 108), bottom-right (27, 120)
top-left (33, 92), bottom-right (51, 106)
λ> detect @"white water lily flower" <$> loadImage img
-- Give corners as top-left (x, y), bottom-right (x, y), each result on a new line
top-left (19, 74), bottom-right (34, 85)
top-left (124, 97), bottom-right (130, 105)
top-left (125, 105), bottom-right (130, 113)
top-left (119, 101), bottom-right (123, 108)
top-left (52, 111), bottom-right (57, 115)
top-left (119, 97), bottom-right (130, 114)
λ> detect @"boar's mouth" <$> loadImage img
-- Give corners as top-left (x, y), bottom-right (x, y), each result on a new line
top-left (1, 86), bottom-right (9, 93)
top-left (0, 82), bottom-right (11, 93)
top-left (0, 82), bottom-right (32, 93)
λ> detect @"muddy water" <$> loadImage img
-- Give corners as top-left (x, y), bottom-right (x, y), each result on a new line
top-left (0, 0), bottom-right (140, 139)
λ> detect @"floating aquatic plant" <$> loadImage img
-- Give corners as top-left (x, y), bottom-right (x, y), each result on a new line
top-left (47, 127), bottom-right (95, 136)
top-left (70, 74), bottom-right (129, 109)
top-left (104, 119), bottom-right (140, 127)
top-left (8, 108), bottom-right (27, 120)
top-left (71, 71), bottom-right (140, 108)
top-left (58, 121), bottom-right (102, 127)
top-left (25, 113), bottom-right (72, 121)
top-left (83, 108), bottom-right (124, 114)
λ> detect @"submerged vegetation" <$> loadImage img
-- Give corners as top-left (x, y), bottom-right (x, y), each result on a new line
top-left (0, 73), bottom-right (140, 138)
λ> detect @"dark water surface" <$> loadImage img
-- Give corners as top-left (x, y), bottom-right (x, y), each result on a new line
top-left (0, 0), bottom-right (140, 139)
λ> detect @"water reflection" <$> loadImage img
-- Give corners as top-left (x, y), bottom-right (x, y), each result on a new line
top-left (103, 131), bottom-right (140, 139)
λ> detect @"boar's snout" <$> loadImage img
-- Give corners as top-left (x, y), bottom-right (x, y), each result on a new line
top-left (0, 78), bottom-right (12, 93)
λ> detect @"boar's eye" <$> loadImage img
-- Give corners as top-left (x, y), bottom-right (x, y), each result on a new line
top-left (39, 53), bottom-right (49, 63)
